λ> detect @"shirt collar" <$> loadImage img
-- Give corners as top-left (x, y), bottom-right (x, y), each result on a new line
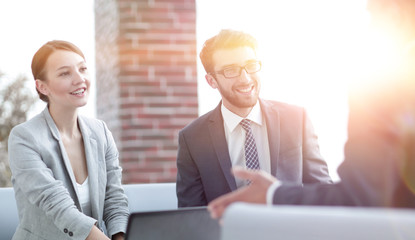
top-left (221, 101), bottom-right (263, 132)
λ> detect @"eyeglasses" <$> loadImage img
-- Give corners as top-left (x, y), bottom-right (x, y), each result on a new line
top-left (212, 61), bottom-right (261, 78)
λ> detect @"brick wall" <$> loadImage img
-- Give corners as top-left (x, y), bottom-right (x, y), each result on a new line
top-left (95, 0), bottom-right (198, 183)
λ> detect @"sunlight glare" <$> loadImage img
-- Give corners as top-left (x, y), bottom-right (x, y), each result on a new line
top-left (197, 0), bottom-right (373, 181)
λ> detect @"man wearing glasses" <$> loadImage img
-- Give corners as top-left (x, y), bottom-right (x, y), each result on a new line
top-left (207, 0), bottom-right (415, 217)
top-left (176, 29), bottom-right (332, 207)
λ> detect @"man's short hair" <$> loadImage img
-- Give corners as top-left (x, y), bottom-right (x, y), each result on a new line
top-left (199, 29), bottom-right (258, 74)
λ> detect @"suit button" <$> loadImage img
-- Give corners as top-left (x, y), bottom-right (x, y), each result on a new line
top-left (69, 232), bottom-right (73, 237)
top-left (64, 228), bottom-right (68, 233)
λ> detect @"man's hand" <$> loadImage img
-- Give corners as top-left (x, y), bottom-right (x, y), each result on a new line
top-left (207, 167), bottom-right (277, 219)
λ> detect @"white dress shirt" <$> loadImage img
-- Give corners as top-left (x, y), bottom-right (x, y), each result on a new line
top-left (266, 181), bottom-right (282, 205)
top-left (221, 101), bottom-right (271, 188)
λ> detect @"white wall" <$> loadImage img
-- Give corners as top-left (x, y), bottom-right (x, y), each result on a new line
top-left (0, 0), bottom-right (96, 118)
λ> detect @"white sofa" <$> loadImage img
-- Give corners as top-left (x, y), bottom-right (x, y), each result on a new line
top-left (123, 183), bottom-right (177, 212)
top-left (0, 187), bottom-right (19, 240)
top-left (0, 183), bottom-right (177, 240)
top-left (221, 203), bottom-right (415, 240)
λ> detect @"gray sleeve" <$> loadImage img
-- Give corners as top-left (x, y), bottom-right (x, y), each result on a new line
top-left (8, 126), bottom-right (96, 239)
top-left (101, 121), bottom-right (129, 236)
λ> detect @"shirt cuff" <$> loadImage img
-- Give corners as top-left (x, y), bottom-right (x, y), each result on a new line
top-left (266, 180), bottom-right (281, 205)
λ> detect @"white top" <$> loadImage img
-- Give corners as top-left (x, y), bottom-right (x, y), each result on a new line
top-left (76, 177), bottom-right (92, 217)
top-left (221, 101), bottom-right (271, 188)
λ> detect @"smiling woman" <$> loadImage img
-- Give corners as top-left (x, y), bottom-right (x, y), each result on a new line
top-left (8, 40), bottom-right (128, 240)
top-left (35, 49), bottom-right (90, 111)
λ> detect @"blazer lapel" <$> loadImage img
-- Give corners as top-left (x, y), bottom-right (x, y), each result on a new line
top-left (78, 117), bottom-right (101, 221)
top-left (260, 99), bottom-right (281, 176)
top-left (42, 107), bottom-right (81, 209)
top-left (208, 103), bottom-right (237, 191)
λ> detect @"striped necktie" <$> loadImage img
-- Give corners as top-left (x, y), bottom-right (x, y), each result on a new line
top-left (240, 119), bottom-right (260, 170)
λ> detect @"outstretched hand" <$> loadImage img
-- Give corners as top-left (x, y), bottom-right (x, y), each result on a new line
top-left (207, 167), bottom-right (277, 220)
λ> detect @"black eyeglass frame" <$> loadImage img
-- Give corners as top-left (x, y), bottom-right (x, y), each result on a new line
top-left (210, 61), bottom-right (262, 79)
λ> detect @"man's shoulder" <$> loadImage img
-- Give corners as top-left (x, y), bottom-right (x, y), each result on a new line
top-left (260, 99), bottom-right (304, 113)
top-left (180, 108), bottom-right (218, 134)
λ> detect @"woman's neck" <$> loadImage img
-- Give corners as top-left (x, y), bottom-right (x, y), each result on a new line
top-left (48, 104), bottom-right (79, 138)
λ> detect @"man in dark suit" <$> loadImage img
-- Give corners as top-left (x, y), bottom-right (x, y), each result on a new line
top-left (208, 0), bottom-right (415, 218)
top-left (176, 29), bottom-right (332, 207)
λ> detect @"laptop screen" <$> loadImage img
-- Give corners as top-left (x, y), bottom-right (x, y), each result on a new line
top-left (125, 206), bottom-right (220, 240)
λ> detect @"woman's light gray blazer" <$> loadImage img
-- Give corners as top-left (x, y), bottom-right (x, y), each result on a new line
top-left (8, 107), bottom-right (129, 240)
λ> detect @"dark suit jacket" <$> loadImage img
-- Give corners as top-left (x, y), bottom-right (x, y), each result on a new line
top-left (176, 99), bottom-right (332, 207)
top-left (273, 74), bottom-right (415, 208)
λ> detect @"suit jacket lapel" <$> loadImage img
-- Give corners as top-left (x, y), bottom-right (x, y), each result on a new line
top-left (208, 103), bottom-right (237, 191)
top-left (78, 117), bottom-right (101, 221)
top-left (260, 99), bottom-right (281, 176)
top-left (42, 107), bottom-right (81, 209)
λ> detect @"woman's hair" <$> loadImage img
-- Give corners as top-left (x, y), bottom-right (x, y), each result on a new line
top-left (199, 29), bottom-right (258, 74)
top-left (31, 40), bottom-right (85, 102)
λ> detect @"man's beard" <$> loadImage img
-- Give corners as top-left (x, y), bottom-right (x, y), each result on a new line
top-left (219, 86), bottom-right (259, 109)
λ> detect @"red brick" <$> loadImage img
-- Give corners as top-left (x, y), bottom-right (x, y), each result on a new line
top-left (96, 0), bottom-right (197, 184)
